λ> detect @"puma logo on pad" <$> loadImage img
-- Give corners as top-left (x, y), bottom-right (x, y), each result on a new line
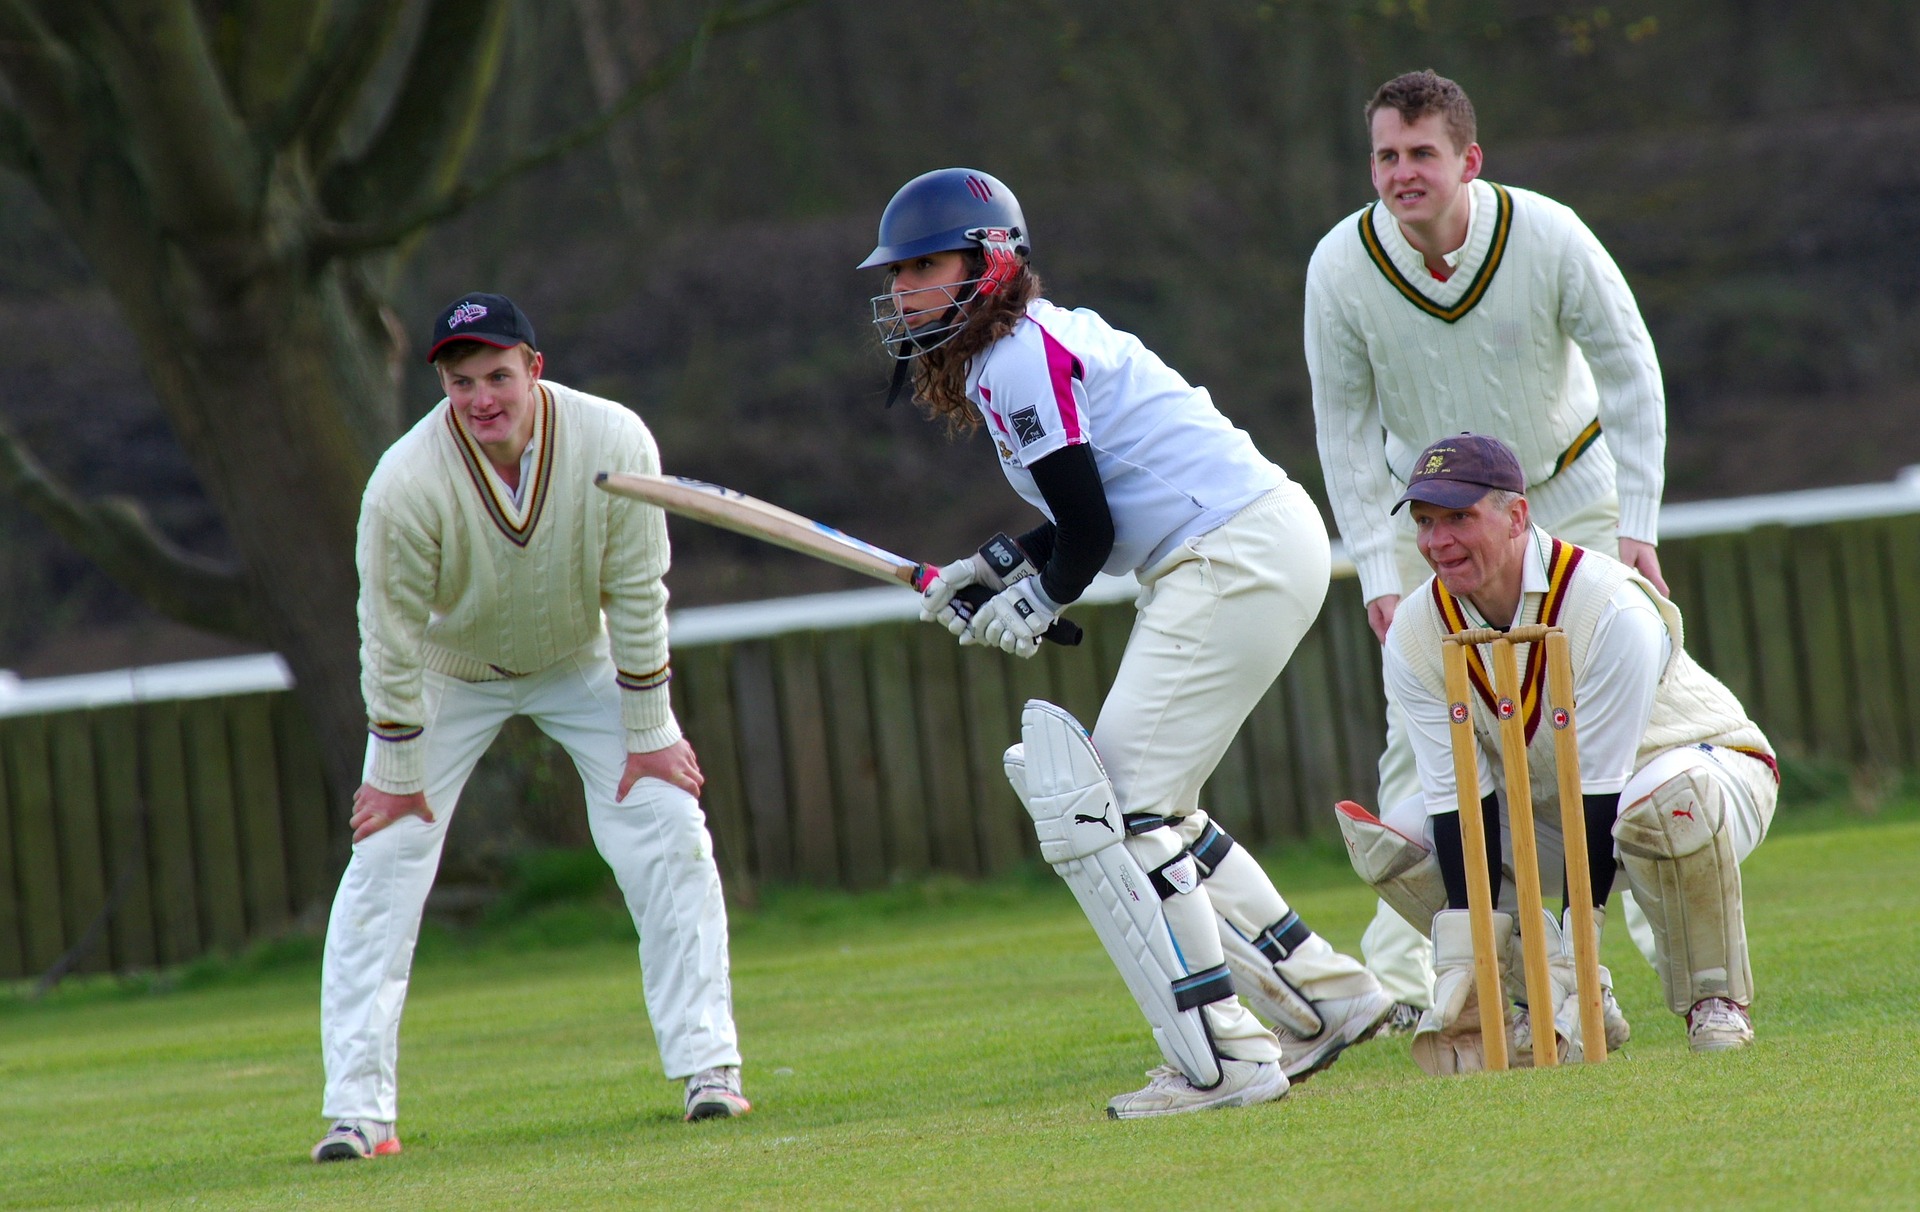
top-left (1074, 813), bottom-right (1115, 833)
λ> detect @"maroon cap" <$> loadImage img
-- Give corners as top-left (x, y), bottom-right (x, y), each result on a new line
top-left (426, 292), bottom-right (537, 363)
top-left (1392, 433), bottom-right (1526, 514)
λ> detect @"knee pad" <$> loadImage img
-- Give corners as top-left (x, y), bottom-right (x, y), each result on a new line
top-left (1010, 700), bottom-right (1230, 1086)
top-left (1336, 801), bottom-right (1447, 932)
top-left (1614, 766), bottom-right (1751, 1015)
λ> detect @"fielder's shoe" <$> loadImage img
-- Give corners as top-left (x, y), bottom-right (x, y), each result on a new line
top-left (311, 1118), bottom-right (401, 1162)
top-left (1374, 1000), bottom-right (1425, 1038)
top-left (1273, 986), bottom-right (1396, 1082)
top-left (1106, 1058), bottom-right (1287, 1120)
top-left (1687, 997), bottom-right (1754, 1053)
top-left (684, 1065), bottom-right (752, 1121)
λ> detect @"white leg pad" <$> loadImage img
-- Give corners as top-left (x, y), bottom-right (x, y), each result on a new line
top-left (1010, 701), bottom-right (1227, 1087)
top-left (1336, 801), bottom-right (1447, 932)
top-left (1614, 766), bottom-right (1752, 1015)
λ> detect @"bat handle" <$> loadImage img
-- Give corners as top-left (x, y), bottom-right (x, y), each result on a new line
top-left (947, 584), bottom-right (1084, 648)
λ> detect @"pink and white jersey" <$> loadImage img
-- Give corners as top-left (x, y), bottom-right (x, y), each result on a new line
top-left (966, 299), bottom-right (1284, 574)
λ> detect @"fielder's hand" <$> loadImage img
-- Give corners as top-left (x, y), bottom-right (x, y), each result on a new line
top-left (620, 738), bottom-right (704, 800)
top-left (970, 578), bottom-right (1058, 659)
top-left (350, 783), bottom-right (435, 843)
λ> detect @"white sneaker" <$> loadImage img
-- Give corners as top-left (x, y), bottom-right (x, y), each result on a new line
top-left (1374, 1001), bottom-right (1425, 1038)
top-left (1600, 971), bottom-right (1632, 1052)
top-left (1105, 1058), bottom-right (1287, 1120)
top-left (1272, 987), bottom-right (1396, 1081)
top-left (311, 1118), bottom-right (400, 1162)
top-left (1687, 997), bottom-right (1754, 1053)
top-left (684, 1065), bottom-right (752, 1121)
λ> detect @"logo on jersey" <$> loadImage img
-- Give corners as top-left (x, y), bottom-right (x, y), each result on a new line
top-left (1009, 406), bottom-right (1045, 446)
top-left (448, 301), bottom-right (489, 328)
top-left (996, 440), bottom-right (1017, 463)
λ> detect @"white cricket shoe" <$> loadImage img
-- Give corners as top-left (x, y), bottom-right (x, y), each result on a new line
top-left (1273, 987), bottom-right (1396, 1081)
top-left (311, 1118), bottom-right (400, 1162)
top-left (1687, 997), bottom-right (1754, 1053)
top-left (1599, 969), bottom-right (1632, 1052)
top-left (1105, 1058), bottom-right (1288, 1120)
top-left (1374, 1001), bottom-right (1425, 1038)
top-left (684, 1065), bottom-right (752, 1121)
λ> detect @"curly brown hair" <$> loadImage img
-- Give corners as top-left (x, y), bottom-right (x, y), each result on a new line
top-left (907, 252), bottom-right (1043, 436)
top-left (1365, 69), bottom-right (1477, 153)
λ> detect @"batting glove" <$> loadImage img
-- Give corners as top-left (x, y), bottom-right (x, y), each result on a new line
top-left (969, 577), bottom-right (1059, 659)
top-left (919, 533), bottom-right (1038, 636)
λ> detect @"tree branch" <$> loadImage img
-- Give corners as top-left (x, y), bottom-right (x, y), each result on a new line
top-left (79, 0), bottom-right (258, 233)
top-left (311, 0), bottom-right (809, 259)
top-left (267, 0), bottom-right (410, 162)
top-left (0, 415), bottom-right (265, 642)
top-left (319, 0), bottom-right (511, 226)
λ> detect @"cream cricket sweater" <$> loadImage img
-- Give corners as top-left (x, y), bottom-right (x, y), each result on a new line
top-left (357, 381), bottom-right (678, 793)
top-left (1392, 539), bottom-right (1772, 811)
top-left (1307, 178), bottom-right (1667, 604)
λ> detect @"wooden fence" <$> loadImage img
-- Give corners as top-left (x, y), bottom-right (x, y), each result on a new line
top-left (2, 510), bottom-right (1918, 980)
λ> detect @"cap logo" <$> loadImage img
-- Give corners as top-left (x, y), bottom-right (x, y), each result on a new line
top-left (448, 302), bottom-right (489, 328)
top-left (1422, 452), bottom-right (1449, 475)
top-left (965, 175), bottom-right (993, 202)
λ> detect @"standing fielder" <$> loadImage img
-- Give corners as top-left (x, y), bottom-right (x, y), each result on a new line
top-left (1306, 70), bottom-right (1669, 1018)
top-left (862, 168), bottom-right (1392, 1118)
top-left (1348, 433), bottom-right (1772, 1069)
top-left (312, 294), bottom-right (746, 1162)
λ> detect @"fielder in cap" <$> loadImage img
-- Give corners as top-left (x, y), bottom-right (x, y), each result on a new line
top-left (860, 168), bottom-right (1392, 1118)
top-left (1340, 432), bottom-right (1775, 1071)
top-left (312, 293), bottom-right (748, 1162)
top-left (1304, 69), bottom-right (1672, 1017)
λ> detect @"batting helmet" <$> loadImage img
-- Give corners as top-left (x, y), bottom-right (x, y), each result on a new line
top-left (857, 168), bottom-right (1030, 271)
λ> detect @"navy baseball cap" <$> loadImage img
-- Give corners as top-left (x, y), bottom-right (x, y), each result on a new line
top-left (425, 292), bottom-right (537, 363)
top-left (1392, 433), bottom-right (1527, 514)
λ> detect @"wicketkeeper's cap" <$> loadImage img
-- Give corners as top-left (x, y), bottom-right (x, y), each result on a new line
top-left (426, 292), bottom-right (537, 363)
top-left (1392, 432), bottom-right (1527, 514)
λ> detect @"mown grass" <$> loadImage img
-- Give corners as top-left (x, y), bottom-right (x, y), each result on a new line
top-left (2, 794), bottom-right (1916, 1211)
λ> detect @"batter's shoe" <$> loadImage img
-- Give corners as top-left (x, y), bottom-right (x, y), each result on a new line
top-left (1106, 1058), bottom-right (1287, 1120)
top-left (1687, 997), bottom-right (1753, 1053)
top-left (311, 1119), bottom-right (401, 1162)
top-left (1273, 987), bottom-right (1396, 1082)
top-left (684, 1065), bottom-right (752, 1121)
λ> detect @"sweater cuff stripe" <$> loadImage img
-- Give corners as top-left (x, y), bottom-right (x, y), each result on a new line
top-left (617, 663), bottom-right (671, 692)
top-left (370, 722), bottom-right (424, 742)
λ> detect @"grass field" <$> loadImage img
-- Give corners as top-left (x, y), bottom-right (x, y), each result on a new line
top-left (4, 800), bottom-right (1918, 1211)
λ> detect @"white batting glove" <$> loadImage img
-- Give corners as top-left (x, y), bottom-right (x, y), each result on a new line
top-left (919, 556), bottom-right (985, 636)
top-left (969, 578), bottom-right (1058, 659)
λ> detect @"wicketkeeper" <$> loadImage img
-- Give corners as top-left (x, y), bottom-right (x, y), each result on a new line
top-left (312, 293), bottom-right (747, 1162)
top-left (1339, 434), bottom-right (1775, 1071)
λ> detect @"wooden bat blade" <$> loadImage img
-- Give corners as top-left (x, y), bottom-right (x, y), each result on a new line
top-left (594, 472), bottom-right (1083, 647)
top-left (596, 472), bottom-right (925, 588)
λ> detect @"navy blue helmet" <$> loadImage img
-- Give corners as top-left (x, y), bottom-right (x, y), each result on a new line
top-left (858, 168), bottom-right (1030, 270)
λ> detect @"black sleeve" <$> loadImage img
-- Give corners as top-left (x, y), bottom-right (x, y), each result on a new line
top-left (1017, 443), bottom-right (1114, 606)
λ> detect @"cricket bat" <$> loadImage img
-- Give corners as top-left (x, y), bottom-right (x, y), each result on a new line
top-left (595, 472), bottom-right (1083, 646)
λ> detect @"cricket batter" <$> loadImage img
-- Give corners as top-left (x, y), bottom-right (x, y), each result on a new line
top-left (1343, 434), bottom-right (1772, 1070)
top-left (1306, 70), bottom-right (1669, 1016)
top-left (312, 293), bottom-right (746, 1162)
top-left (862, 168), bottom-right (1392, 1118)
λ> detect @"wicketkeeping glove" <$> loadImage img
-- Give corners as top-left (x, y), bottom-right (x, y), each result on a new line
top-left (969, 577), bottom-right (1059, 659)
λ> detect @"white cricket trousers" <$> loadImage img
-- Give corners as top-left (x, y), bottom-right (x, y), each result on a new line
top-left (1092, 480), bottom-right (1377, 1062)
top-left (320, 645), bottom-right (740, 1123)
top-left (1362, 490), bottom-right (1659, 1004)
